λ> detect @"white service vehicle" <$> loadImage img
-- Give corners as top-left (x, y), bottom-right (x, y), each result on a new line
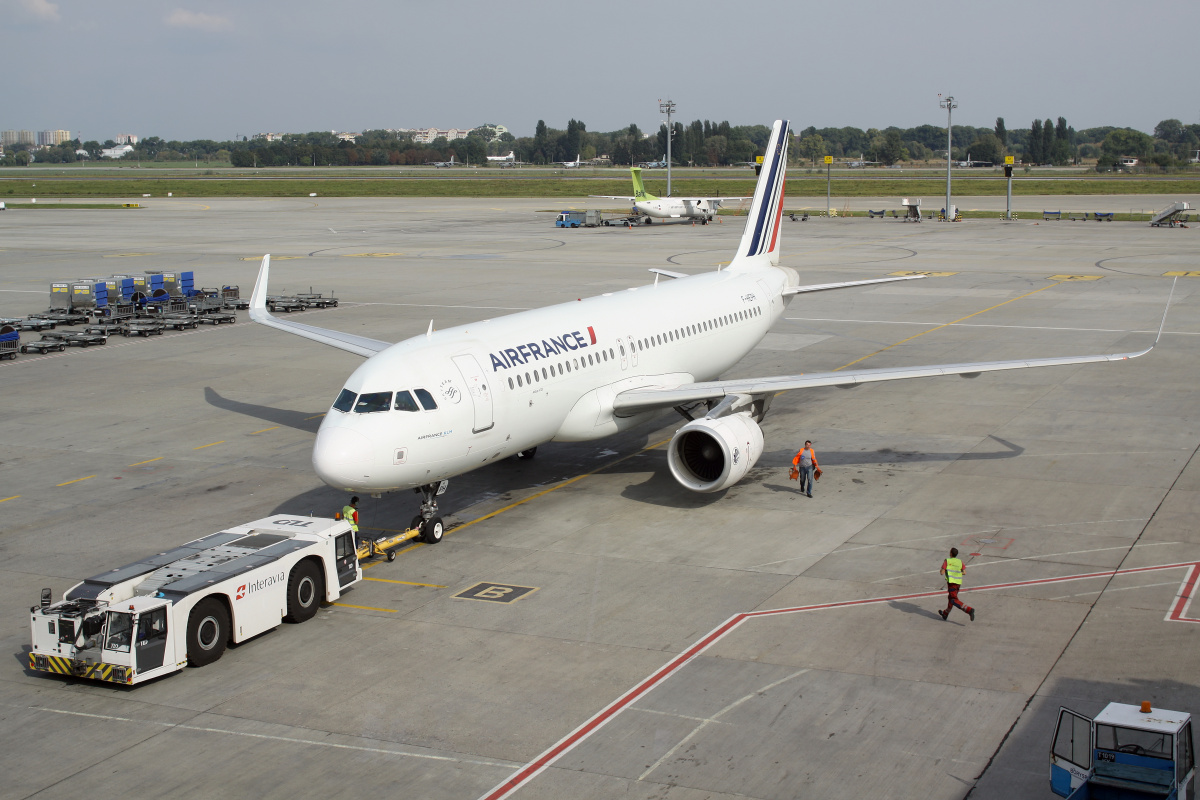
top-left (29, 515), bottom-right (361, 686)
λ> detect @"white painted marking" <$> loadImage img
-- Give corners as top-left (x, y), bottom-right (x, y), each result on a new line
top-left (19, 705), bottom-right (519, 769)
top-left (637, 669), bottom-right (809, 781)
top-left (1048, 580), bottom-right (1180, 600)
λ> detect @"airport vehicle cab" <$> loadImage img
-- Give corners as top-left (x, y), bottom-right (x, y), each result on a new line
top-left (1051, 702), bottom-right (1194, 799)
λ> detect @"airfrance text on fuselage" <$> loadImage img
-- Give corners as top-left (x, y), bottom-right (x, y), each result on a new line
top-left (488, 327), bottom-right (596, 372)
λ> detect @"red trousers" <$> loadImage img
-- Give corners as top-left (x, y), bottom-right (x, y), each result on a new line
top-left (946, 583), bottom-right (973, 615)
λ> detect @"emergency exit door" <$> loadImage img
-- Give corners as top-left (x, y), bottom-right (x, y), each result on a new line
top-left (452, 354), bottom-right (494, 433)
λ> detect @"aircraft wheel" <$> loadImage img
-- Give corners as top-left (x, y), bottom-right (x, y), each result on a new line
top-left (516, 447), bottom-right (537, 460)
top-left (410, 515), bottom-right (424, 533)
top-left (423, 517), bottom-right (444, 544)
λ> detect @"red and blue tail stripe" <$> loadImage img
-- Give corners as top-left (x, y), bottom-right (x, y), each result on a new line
top-left (732, 120), bottom-right (790, 267)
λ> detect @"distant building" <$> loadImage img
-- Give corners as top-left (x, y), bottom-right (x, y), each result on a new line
top-left (1119, 156), bottom-right (1139, 168)
top-left (38, 130), bottom-right (71, 146)
top-left (100, 144), bottom-right (135, 159)
top-left (115, 134), bottom-right (139, 145)
top-left (2, 130), bottom-right (35, 146)
top-left (403, 127), bottom-right (471, 144)
top-left (335, 132), bottom-right (360, 143)
top-left (253, 132), bottom-right (285, 142)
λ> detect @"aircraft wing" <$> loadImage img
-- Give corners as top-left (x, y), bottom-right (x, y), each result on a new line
top-left (248, 255), bottom-right (391, 358)
top-left (589, 195), bottom-right (636, 201)
top-left (612, 346), bottom-right (1154, 416)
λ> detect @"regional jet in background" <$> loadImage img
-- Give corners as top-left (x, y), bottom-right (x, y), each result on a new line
top-left (250, 119), bottom-right (1168, 542)
top-left (844, 154), bottom-right (881, 168)
top-left (590, 166), bottom-right (749, 224)
top-left (431, 156), bottom-right (459, 168)
top-left (559, 154), bottom-right (584, 168)
top-left (486, 151), bottom-right (516, 163)
top-left (640, 154), bottom-right (669, 169)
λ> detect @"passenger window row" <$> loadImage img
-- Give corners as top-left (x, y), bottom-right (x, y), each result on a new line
top-left (331, 387), bottom-right (439, 414)
top-left (504, 305), bottom-right (763, 391)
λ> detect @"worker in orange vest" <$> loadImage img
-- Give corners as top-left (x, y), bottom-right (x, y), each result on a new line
top-left (792, 440), bottom-right (819, 498)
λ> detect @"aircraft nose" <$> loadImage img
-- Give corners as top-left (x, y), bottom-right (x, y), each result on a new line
top-left (312, 427), bottom-right (374, 489)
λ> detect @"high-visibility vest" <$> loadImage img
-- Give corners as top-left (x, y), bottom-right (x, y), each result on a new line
top-left (342, 505), bottom-right (358, 533)
top-left (945, 557), bottom-right (964, 585)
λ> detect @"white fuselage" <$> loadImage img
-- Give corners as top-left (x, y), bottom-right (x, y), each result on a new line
top-left (636, 197), bottom-right (717, 220)
top-left (312, 267), bottom-right (791, 492)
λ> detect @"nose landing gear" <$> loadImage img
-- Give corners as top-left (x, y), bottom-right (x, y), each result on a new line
top-left (411, 480), bottom-right (448, 544)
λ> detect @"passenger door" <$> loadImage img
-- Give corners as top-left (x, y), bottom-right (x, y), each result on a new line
top-left (452, 354), bottom-right (494, 433)
top-left (134, 605), bottom-right (168, 672)
top-left (1050, 707), bottom-right (1094, 798)
top-left (335, 533), bottom-right (358, 588)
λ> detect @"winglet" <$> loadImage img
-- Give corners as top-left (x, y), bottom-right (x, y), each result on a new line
top-left (249, 254), bottom-right (271, 321)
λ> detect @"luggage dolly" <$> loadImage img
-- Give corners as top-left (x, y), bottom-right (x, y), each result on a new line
top-left (355, 526), bottom-right (423, 563)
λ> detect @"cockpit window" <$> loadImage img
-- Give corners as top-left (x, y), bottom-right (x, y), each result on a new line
top-left (332, 388), bottom-right (357, 413)
top-left (354, 392), bottom-right (392, 413)
top-left (414, 388), bottom-right (438, 410)
top-left (394, 391), bottom-right (420, 412)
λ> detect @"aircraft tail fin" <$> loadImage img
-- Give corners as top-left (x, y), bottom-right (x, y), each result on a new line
top-left (729, 119), bottom-right (789, 270)
top-left (630, 167), bottom-right (655, 200)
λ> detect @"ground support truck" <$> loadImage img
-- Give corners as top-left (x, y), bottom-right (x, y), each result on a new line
top-left (29, 515), bottom-right (361, 686)
top-left (1051, 702), bottom-right (1194, 799)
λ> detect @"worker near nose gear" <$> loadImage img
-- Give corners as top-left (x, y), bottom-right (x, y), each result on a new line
top-left (792, 441), bottom-right (819, 498)
top-left (939, 547), bottom-right (975, 621)
top-left (342, 496), bottom-right (362, 550)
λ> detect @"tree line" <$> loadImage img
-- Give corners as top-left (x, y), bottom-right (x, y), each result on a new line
top-left (3, 117), bottom-right (1197, 171)
top-left (793, 117), bottom-right (1200, 170)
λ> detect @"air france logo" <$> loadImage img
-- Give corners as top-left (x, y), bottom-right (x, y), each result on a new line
top-left (236, 572), bottom-right (286, 601)
top-left (489, 327), bottom-right (596, 372)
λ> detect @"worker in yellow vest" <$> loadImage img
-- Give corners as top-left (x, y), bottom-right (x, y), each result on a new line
top-left (342, 496), bottom-right (362, 550)
top-left (938, 547), bottom-right (975, 622)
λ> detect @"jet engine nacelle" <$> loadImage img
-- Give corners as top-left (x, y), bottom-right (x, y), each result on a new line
top-left (667, 413), bottom-right (764, 493)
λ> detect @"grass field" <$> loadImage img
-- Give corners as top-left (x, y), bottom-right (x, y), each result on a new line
top-left (1, 175), bottom-right (1198, 199)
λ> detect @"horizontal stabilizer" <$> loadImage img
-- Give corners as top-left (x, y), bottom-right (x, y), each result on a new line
top-left (784, 274), bottom-right (927, 295)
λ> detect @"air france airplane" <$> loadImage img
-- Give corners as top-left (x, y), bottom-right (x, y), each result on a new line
top-left (250, 119), bottom-right (1165, 544)
top-left (591, 166), bottom-right (749, 224)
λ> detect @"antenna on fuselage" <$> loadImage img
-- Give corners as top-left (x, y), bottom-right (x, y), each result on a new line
top-left (426, 319), bottom-right (434, 339)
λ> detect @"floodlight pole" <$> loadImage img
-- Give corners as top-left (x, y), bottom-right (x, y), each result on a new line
top-left (659, 98), bottom-right (675, 196)
top-left (940, 94), bottom-right (957, 221)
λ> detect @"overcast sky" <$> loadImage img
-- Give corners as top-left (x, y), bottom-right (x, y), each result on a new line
top-left (3, 0), bottom-right (1196, 142)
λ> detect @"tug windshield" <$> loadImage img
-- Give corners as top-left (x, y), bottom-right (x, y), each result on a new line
top-left (104, 611), bottom-right (133, 653)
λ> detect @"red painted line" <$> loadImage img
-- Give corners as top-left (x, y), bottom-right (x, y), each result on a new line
top-left (479, 560), bottom-right (1200, 800)
top-left (1167, 564), bottom-right (1199, 623)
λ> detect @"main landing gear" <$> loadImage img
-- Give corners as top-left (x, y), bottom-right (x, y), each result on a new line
top-left (410, 480), bottom-right (447, 544)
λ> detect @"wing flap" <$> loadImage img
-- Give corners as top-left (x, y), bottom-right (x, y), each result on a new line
top-left (248, 255), bottom-right (390, 358)
top-left (613, 347), bottom-right (1152, 415)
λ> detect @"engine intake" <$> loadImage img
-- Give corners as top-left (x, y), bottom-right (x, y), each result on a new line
top-left (667, 413), bottom-right (764, 493)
